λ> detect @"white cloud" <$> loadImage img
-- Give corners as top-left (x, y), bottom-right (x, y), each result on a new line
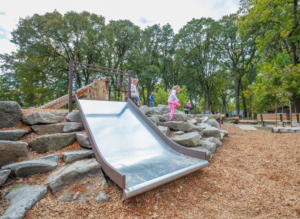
top-left (0, 0), bottom-right (239, 54)
top-left (0, 38), bottom-right (17, 54)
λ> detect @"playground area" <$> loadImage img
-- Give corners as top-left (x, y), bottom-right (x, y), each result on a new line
top-left (0, 122), bottom-right (299, 218)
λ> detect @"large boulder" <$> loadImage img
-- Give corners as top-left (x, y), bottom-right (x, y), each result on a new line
top-left (2, 185), bottom-right (47, 219)
top-left (2, 154), bottom-right (59, 177)
top-left (22, 112), bottom-right (67, 125)
top-left (194, 114), bottom-right (218, 120)
top-left (157, 126), bottom-right (170, 136)
top-left (76, 133), bottom-right (92, 149)
top-left (66, 111), bottom-right (81, 122)
top-left (170, 132), bottom-right (201, 147)
top-left (45, 158), bottom-right (102, 194)
top-left (63, 122), bottom-right (84, 132)
top-left (185, 114), bottom-right (194, 119)
top-left (199, 140), bottom-right (216, 154)
top-left (139, 106), bottom-right (150, 115)
top-left (28, 133), bottom-right (76, 153)
top-left (0, 101), bottom-right (23, 129)
top-left (0, 141), bottom-right (28, 167)
top-left (202, 127), bottom-right (221, 139)
top-left (162, 121), bottom-right (195, 132)
top-left (149, 117), bottom-right (159, 126)
top-left (0, 130), bottom-right (30, 141)
top-left (204, 137), bottom-right (222, 148)
top-left (162, 113), bottom-right (185, 122)
top-left (32, 123), bottom-right (65, 135)
top-left (187, 119), bottom-right (197, 125)
top-left (206, 118), bottom-right (220, 129)
top-left (220, 130), bottom-right (228, 137)
top-left (174, 131), bottom-right (184, 135)
top-left (61, 150), bottom-right (94, 163)
top-left (200, 116), bottom-right (209, 123)
top-left (0, 169), bottom-right (11, 186)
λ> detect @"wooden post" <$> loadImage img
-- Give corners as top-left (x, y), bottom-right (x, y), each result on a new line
top-left (128, 71), bottom-right (131, 100)
top-left (68, 59), bottom-right (74, 112)
top-left (289, 100), bottom-right (292, 127)
top-left (275, 102), bottom-right (277, 127)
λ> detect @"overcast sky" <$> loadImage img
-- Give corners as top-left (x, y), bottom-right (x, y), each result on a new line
top-left (0, 0), bottom-right (239, 54)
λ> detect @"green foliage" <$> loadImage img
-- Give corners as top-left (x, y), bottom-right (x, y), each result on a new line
top-left (8, 185), bottom-right (22, 192)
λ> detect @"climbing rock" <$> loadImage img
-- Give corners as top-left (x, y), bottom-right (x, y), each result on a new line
top-left (162, 113), bottom-right (185, 122)
top-left (0, 141), bottom-right (28, 167)
top-left (0, 169), bottom-right (11, 186)
top-left (202, 127), bottom-right (221, 139)
top-left (174, 131), bottom-right (184, 135)
top-left (66, 111), bottom-right (82, 122)
top-left (206, 118), bottom-right (220, 129)
top-left (170, 132), bottom-right (201, 147)
top-left (187, 119), bottom-right (197, 125)
top-left (220, 130), bottom-right (228, 137)
top-left (193, 147), bottom-right (211, 160)
top-left (204, 137), bottom-right (222, 148)
top-left (0, 101), bottom-right (23, 129)
top-left (2, 154), bottom-right (59, 177)
top-left (185, 114), bottom-right (194, 119)
top-left (22, 112), bottom-right (67, 125)
top-left (76, 133), bottom-right (92, 149)
top-left (32, 124), bottom-right (65, 135)
top-left (63, 122), bottom-right (84, 132)
top-left (194, 114), bottom-right (218, 120)
top-left (162, 121), bottom-right (195, 132)
top-left (2, 185), bottom-right (47, 219)
top-left (45, 158), bottom-right (102, 194)
top-left (94, 191), bottom-right (109, 203)
top-left (28, 133), bottom-right (76, 153)
top-left (149, 117), bottom-right (159, 126)
top-left (61, 150), bottom-right (94, 163)
top-left (0, 130), bottom-right (30, 141)
top-left (157, 126), bottom-right (170, 136)
top-left (200, 116), bottom-right (209, 123)
top-left (199, 140), bottom-right (216, 154)
top-left (139, 106), bottom-right (150, 115)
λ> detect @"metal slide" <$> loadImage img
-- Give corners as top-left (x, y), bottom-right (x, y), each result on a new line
top-left (76, 96), bottom-right (209, 199)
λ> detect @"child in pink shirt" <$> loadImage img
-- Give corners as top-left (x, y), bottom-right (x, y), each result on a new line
top-left (168, 85), bottom-right (180, 121)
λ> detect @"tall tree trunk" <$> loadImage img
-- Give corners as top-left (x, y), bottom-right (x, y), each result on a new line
top-left (234, 65), bottom-right (239, 117)
top-left (293, 95), bottom-right (300, 113)
top-left (240, 82), bottom-right (247, 117)
top-left (203, 87), bottom-right (206, 114)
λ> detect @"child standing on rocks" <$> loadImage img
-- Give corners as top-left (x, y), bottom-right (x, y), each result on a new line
top-left (168, 85), bottom-right (180, 121)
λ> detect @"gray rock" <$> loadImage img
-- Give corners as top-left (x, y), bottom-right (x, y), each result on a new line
top-left (2, 185), bottom-right (47, 219)
top-left (162, 121), bottom-right (195, 132)
top-left (202, 127), bottom-right (221, 139)
top-left (174, 131), bottom-right (185, 135)
top-left (0, 101), bottom-right (23, 129)
top-left (0, 130), bottom-right (30, 141)
top-left (32, 124), bottom-right (65, 135)
top-left (170, 132), bottom-right (201, 147)
top-left (149, 117), bottom-right (159, 126)
top-left (61, 150), bottom-right (94, 163)
top-left (2, 154), bottom-right (59, 177)
top-left (0, 169), bottom-right (11, 186)
top-left (148, 107), bottom-right (154, 115)
top-left (194, 117), bottom-right (201, 123)
top-left (194, 114), bottom-right (218, 120)
top-left (200, 116), bottom-right (209, 123)
top-left (139, 106), bottom-right (150, 115)
top-left (63, 122), bottom-right (84, 132)
top-left (94, 191), bottom-right (109, 203)
top-left (162, 113), bottom-right (185, 122)
top-left (199, 140), bottom-right (216, 154)
top-left (151, 115), bottom-right (164, 122)
top-left (185, 114), bottom-right (194, 119)
top-left (45, 158), bottom-right (102, 194)
top-left (22, 112), bottom-right (67, 125)
top-left (157, 126), bottom-right (170, 136)
top-left (187, 119), bottom-right (197, 125)
top-left (220, 133), bottom-right (224, 140)
top-left (76, 133), bottom-right (92, 149)
top-left (29, 133), bottom-right (76, 153)
top-left (66, 111), bottom-right (81, 122)
top-left (193, 147), bottom-right (211, 160)
top-left (0, 141), bottom-right (28, 167)
top-left (206, 119), bottom-right (220, 129)
top-left (204, 137), bottom-right (222, 148)
top-left (220, 130), bottom-right (228, 137)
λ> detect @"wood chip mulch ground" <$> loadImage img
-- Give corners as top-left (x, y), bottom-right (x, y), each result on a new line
top-left (1, 125), bottom-right (300, 218)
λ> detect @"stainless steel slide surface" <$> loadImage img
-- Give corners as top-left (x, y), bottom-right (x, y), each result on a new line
top-left (76, 98), bottom-right (209, 199)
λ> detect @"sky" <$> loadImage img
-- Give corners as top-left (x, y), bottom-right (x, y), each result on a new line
top-left (0, 0), bottom-right (240, 54)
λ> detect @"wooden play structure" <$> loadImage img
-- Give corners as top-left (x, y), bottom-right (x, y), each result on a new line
top-left (258, 113), bottom-right (300, 127)
top-left (221, 115), bottom-right (239, 124)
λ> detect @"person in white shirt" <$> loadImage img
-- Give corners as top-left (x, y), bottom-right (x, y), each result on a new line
top-left (167, 85), bottom-right (180, 121)
top-left (130, 78), bottom-right (140, 105)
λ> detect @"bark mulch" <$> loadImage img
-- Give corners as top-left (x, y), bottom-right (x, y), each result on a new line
top-left (1, 126), bottom-right (300, 218)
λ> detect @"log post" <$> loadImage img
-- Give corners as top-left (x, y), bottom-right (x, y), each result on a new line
top-left (275, 102), bottom-right (277, 127)
top-left (69, 59), bottom-right (74, 112)
top-left (290, 100), bottom-right (292, 127)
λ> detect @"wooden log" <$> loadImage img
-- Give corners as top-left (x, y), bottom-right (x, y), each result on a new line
top-left (239, 120), bottom-right (258, 124)
top-left (87, 78), bottom-right (109, 101)
top-left (273, 127), bottom-right (300, 133)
